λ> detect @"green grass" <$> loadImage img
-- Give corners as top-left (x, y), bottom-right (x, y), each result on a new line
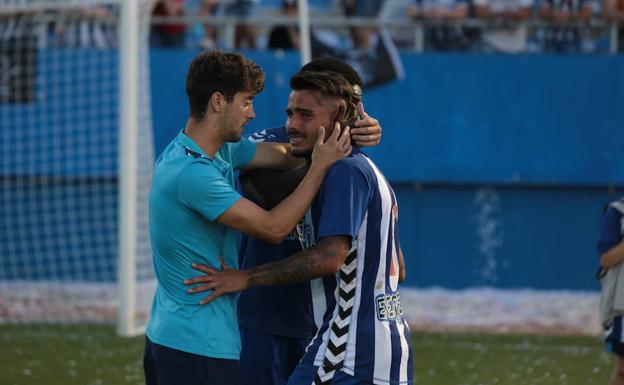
top-left (0, 324), bottom-right (614, 385)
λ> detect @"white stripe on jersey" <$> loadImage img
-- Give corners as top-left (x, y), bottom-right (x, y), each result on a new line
top-left (310, 278), bottom-right (327, 328)
top-left (311, 276), bottom-right (341, 361)
top-left (367, 157), bottom-right (411, 384)
top-left (343, 214), bottom-right (368, 372)
top-left (370, 157), bottom-right (393, 381)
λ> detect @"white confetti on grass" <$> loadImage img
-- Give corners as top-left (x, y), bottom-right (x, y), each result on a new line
top-left (0, 281), bottom-right (601, 336)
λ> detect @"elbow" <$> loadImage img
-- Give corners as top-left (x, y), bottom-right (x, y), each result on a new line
top-left (257, 224), bottom-right (292, 245)
top-left (257, 231), bottom-right (284, 245)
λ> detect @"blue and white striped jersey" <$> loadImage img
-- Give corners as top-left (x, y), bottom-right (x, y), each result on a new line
top-left (300, 148), bottom-right (414, 385)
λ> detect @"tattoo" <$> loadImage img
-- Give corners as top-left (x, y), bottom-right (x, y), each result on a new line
top-left (248, 236), bottom-right (350, 286)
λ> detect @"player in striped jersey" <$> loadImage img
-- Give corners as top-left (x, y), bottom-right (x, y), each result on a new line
top-left (235, 58), bottom-right (384, 385)
top-left (186, 69), bottom-right (413, 385)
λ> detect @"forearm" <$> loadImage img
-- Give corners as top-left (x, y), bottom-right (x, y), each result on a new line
top-left (247, 245), bottom-right (341, 286)
top-left (600, 240), bottom-right (624, 268)
top-left (261, 162), bottom-right (329, 241)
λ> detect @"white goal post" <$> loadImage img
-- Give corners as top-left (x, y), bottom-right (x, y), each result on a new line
top-left (0, 0), bottom-right (155, 337)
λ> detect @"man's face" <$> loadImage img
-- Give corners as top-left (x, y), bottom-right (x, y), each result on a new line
top-left (285, 89), bottom-right (336, 158)
top-left (219, 91), bottom-right (256, 142)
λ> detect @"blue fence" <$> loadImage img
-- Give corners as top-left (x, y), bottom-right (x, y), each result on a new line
top-left (2, 49), bottom-right (623, 289)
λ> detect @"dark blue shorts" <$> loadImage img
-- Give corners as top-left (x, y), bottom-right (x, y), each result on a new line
top-left (143, 337), bottom-right (241, 385)
top-left (240, 327), bottom-right (311, 385)
top-left (286, 363), bottom-right (373, 385)
top-left (606, 315), bottom-right (624, 357)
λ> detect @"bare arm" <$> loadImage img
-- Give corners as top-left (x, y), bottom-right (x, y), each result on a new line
top-left (185, 236), bottom-right (351, 304)
top-left (244, 142), bottom-right (304, 171)
top-left (218, 124), bottom-right (351, 244)
top-left (398, 248), bottom-right (406, 283)
top-left (600, 240), bottom-right (624, 268)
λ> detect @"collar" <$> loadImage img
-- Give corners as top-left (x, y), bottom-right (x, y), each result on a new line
top-left (176, 129), bottom-right (212, 160)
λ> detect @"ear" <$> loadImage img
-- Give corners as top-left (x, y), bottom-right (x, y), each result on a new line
top-left (209, 92), bottom-right (224, 113)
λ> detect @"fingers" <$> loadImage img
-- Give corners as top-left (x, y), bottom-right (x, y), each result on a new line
top-left (352, 133), bottom-right (381, 147)
top-left (187, 283), bottom-right (214, 294)
top-left (315, 126), bottom-right (326, 146)
top-left (356, 102), bottom-right (369, 119)
top-left (338, 125), bottom-right (352, 156)
top-left (191, 263), bottom-right (217, 274)
top-left (329, 121), bottom-right (342, 142)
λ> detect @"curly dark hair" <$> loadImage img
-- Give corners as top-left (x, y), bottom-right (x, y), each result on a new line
top-left (186, 51), bottom-right (265, 121)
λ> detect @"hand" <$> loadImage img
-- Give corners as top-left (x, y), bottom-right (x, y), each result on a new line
top-left (183, 258), bottom-right (250, 305)
top-left (311, 122), bottom-right (351, 170)
top-left (351, 102), bottom-right (381, 148)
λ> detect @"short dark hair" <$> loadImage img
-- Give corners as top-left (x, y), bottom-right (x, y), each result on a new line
top-left (290, 70), bottom-right (357, 125)
top-left (186, 51), bottom-right (264, 121)
top-left (300, 57), bottom-right (362, 87)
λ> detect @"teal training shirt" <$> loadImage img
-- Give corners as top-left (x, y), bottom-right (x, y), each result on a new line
top-left (146, 130), bottom-right (257, 359)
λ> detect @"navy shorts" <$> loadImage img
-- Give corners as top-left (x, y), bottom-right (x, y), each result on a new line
top-left (286, 363), bottom-right (373, 385)
top-left (605, 315), bottom-right (624, 357)
top-left (240, 327), bottom-right (310, 385)
top-left (143, 337), bottom-right (240, 385)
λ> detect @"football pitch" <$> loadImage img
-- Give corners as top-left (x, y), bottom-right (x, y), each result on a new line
top-left (0, 324), bottom-right (612, 385)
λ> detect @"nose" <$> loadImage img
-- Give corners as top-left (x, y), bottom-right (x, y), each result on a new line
top-left (247, 104), bottom-right (256, 120)
top-left (285, 115), bottom-right (295, 131)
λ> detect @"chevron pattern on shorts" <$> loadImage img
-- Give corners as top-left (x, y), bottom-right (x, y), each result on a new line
top-left (312, 251), bottom-right (357, 385)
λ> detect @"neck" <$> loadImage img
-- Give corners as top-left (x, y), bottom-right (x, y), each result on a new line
top-left (183, 116), bottom-right (222, 157)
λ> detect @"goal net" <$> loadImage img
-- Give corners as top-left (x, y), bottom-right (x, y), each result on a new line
top-left (0, 0), bottom-right (155, 336)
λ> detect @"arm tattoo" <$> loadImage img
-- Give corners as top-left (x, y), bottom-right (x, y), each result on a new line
top-left (248, 236), bottom-right (350, 286)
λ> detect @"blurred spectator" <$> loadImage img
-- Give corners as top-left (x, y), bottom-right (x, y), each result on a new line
top-left (407, 0), bottom-right (474, 51)
top-left (199, 0), bottom-right (218, 49)
top-left (536, 0), bottom-right (591, 53)
top-left (47, 6), bottom-right (116, 48)
top-left (151, 0), bottom-right (186, 48)
top-left (341, 0), bottom-right (385, 49)
top-left (473, 0), bottom-right (532, 53)
top-left (604, 0), bottom-right (624, 52)
top-left (267, 0), bottom-right (300, 50)
top-left (225, 0), bottom-right (259, 49)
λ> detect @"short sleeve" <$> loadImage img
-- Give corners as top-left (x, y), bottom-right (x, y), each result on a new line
top-left (230, 138), bottom-right (257, 170)
top-left (597, 207), bottom-right (623, 257)
top-left (178, 161), bottom-right (241, 221)
top-left (317, 161), bottom-right (371, 240)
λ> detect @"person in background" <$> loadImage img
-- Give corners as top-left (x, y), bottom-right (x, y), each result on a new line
top-left (407, 0), bottom-right (473, 51)
top-left (225, 0), bottom-right (259, 49)
top-left (151, 0), bottom-right (187, 48)
top-left (604, 0), bottom-right (624, 52)
top-left (199, 0), bottom-right (219, 49)
top-left (341, 0), bottom-right (386, 49)
top-left (537, 0), bottom-right (592, 53)
top-left (597, 197), bottom-right (624, 385)
top-left (473, 0), bottom-right (532, 53)
top-left (267, 0), bottom-right (300, 50)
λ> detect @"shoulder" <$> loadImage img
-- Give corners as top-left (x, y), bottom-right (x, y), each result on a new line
top-left (324, 153), bottom-right (374, 186)
top-left (248, 126), bottom-right (288, 143)
top-left (178, 158), bottom-right (221, 185)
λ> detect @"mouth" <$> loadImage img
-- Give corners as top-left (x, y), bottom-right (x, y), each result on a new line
top-left (288, 136), bottom-right (306, 146)
top-left (288, 132), bottom-right (307, 146)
